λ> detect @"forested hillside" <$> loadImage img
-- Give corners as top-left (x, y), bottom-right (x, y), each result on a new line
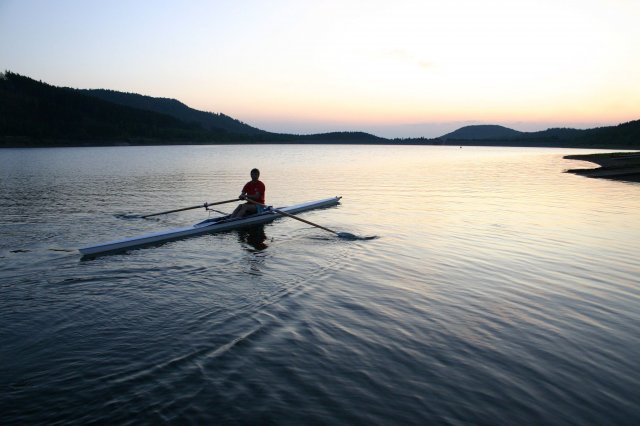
top-left (0, 71), bottom-right (231, 146)
top-left (0, 72), bottom-right (385, 146)
top-left (1, 71), bottom-right (638, 148)
top-left (81, 89), bottom-right (265, 135)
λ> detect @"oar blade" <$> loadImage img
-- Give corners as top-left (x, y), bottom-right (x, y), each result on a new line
top-left (115, 213), bottom-right (145, 220)
top-left (246, 199), bottom-right (374, 240)
top-left (336, 232), bottom-right (377, 240)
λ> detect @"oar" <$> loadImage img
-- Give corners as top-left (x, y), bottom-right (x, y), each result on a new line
top-left (246, 199), bottom-right (358, 239)
top-left (141, 198), bottom-right (239, 218)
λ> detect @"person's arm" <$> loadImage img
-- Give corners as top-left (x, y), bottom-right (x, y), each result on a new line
top-left (239, 183), bottom-right (249, 199)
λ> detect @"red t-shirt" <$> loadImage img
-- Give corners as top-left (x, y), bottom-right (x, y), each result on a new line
top-left (242, 180), bottom-right (265, 204)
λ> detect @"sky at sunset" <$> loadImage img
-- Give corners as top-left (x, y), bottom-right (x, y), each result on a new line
top-left (1, 0), bottom-right (639, 137)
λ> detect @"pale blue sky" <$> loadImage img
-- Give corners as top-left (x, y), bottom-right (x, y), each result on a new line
top-left (1, 0), bottom-right (639, 137)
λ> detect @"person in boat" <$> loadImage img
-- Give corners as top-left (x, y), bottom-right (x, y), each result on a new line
top-left (230, 168), bottom-right (266, 218)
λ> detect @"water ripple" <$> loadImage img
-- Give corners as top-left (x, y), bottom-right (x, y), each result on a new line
top-left (1, 146), bottom-right (639, 424)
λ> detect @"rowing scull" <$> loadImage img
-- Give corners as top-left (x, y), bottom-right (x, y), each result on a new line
top-left (79, 196), bottom-right (341, 256)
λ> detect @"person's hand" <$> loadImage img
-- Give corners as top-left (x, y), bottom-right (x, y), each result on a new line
top-left (239, 194), bottom-right (246, 200)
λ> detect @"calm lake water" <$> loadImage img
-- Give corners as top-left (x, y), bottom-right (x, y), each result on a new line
top-left (1, 145), bottom-right (639, 425)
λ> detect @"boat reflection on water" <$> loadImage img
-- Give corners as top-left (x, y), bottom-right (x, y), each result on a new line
top-left (237, 225), bottom-right (269, 251)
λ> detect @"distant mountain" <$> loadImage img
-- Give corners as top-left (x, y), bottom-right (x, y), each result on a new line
top-left (80, 89), bottom-right (265, 135)
top-left (577, 120), bottom-right (640, 148)
top-left (0, 71), bottom-right (386, 146)
top-left (440, 125), bottom-right (523, 141)
top-left (0, 71), bottom-right (220, 146)
top-left (435, 123), bottom-right (639, 149)
top-left (293, 131), bottom-right (387, 143)
top-left (438, 125), bottom-right (599, 144)
top-left (1, 71), bottom-right (638, 149)
top-left (525, 127), bottom-right (585, 141)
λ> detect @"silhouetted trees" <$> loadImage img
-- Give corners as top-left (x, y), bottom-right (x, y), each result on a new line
top-left (1, 71), bottom-right (638, 148)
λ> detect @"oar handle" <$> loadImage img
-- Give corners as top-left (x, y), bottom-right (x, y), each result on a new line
top-left (141, 198), bottom-right (239, 218)
top-left (206, 198), bottom-right (243, 207)
top-left (245, 199), bottom-right (338, 235)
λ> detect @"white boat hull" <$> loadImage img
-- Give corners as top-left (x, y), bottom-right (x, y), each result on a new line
top-left (79, 196), bottom-right (341, 256)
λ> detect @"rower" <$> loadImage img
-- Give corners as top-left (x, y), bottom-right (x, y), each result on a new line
top-left (230, 168), bottom-right (266, 218)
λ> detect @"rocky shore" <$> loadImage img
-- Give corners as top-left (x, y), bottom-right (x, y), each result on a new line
top-left (565, 152), bottom-right (640, 182)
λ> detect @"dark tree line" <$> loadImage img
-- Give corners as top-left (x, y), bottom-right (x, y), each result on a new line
top-left (0, 72), bottom-right (388, 147)
top-left (0, 71), bottom-right (217, 145)
top-left (1, 71), bottom-right (638, 148)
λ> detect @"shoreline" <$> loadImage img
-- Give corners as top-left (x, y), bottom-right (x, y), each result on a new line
top-left (2, 138), bottom-right (639, 149)
top-left (565, 152), bottom-right (640, 182)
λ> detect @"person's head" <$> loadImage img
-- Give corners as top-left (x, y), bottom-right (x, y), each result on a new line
top-left (250, 168), bottom-right (260, 181)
